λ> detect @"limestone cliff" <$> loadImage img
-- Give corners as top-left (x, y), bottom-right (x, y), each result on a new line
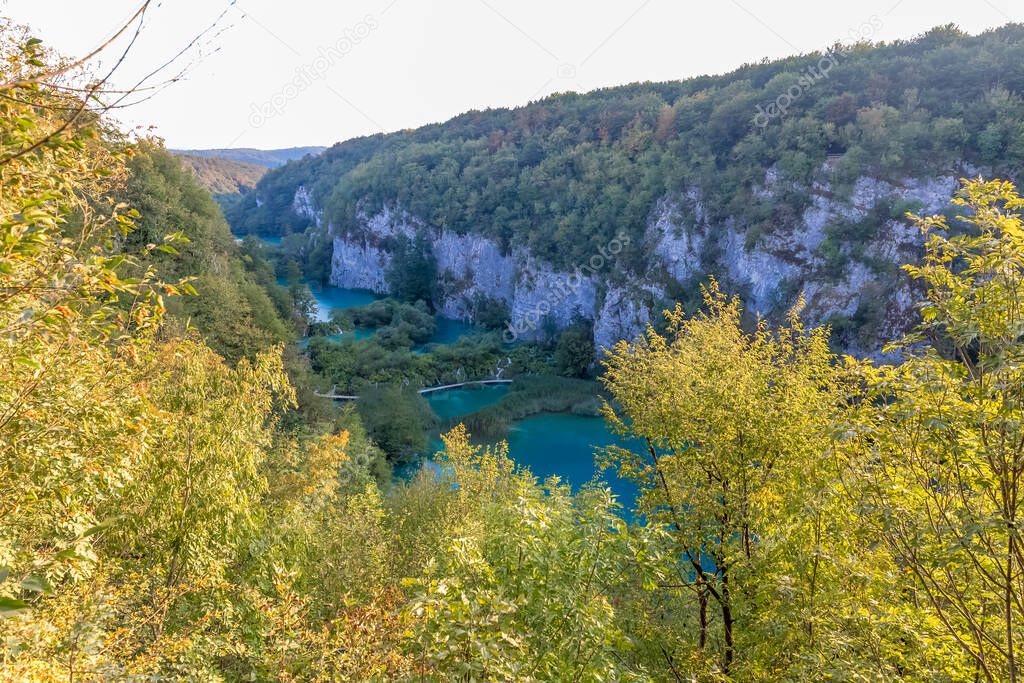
top-left (297, 167), bottom-right (967, 353)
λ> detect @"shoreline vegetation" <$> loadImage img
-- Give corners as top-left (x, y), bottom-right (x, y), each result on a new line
top-left (450, 375), bottom-right (605, 442)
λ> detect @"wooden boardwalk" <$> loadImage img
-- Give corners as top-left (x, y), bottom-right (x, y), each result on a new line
top-left (314, 378), bottom-right (512, 401)
top-left (417, 379), bottom-right (512, 395)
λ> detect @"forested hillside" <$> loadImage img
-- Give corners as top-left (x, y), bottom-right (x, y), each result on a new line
top-left (227, 24), bottom-right (1024, 354)
top-left (120, 143), bottom-right (295, 360)
top-left (7, 18), bottom-right (1024, 682)
top-left (174, 152), bottom-right (268, 195)
top-left (232, 23), bottom-right (1024, 267)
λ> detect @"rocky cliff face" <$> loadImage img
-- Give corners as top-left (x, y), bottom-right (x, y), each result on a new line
top-left (312, 168), bottom-right (965, 354)
top-left (327, 204), bottom-right (599, 342)
top-left (646, 172), bottom-right (961, 354)
top-left (291, 185), bottom-right (322, 227)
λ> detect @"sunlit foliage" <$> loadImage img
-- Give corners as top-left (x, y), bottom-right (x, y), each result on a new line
top-left (12, 16), bottom-right (1024, 682)
top-left (845, 179), bottom-right (1024, 681)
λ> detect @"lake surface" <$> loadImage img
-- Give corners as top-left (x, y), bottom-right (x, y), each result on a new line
top-left (506, 413), bottom-right (641, 513)
top-left (409, 385), bottom-right (641, 515)
top-left (306, 282), bottom-right (380, 322)
top-left (425, 383), bottom-right (510, 420)
top-left (429, 317), bottom-right (478, 345)
top-left (414, 316), bottom-right (479, 352)
top-left (233, 233), bottom-right (282, 246)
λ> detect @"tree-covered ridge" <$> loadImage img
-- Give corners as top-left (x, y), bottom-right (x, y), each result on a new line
top-left (173, 146), bottom-right (326, 168)
top-left (174, 152), bottom-right (268, 195)
top-left (232, 23), bottom-right (1024, 270)
top-left (227, 135), bottom-right (387, 237)
top-left (119, 142), bottom-right (297, 362)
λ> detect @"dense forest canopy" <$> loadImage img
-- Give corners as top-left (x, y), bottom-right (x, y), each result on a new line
top-left (7, 15), bottom-right (1024, 682)
top-left (121, 143), bottom-right (295, 361)
top-left (231, 23), bottom-right (1024, 272)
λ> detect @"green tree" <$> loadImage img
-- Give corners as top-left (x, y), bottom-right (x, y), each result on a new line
top-left (0, 31), bottom-right (182, 623)
top-left (358, 386), bottom-right (437, 461)
top-left (386, 232), bottom-right (436, 305)
top-left (554, 321), bottom-right (595, 378)
top-left (403, 426), bottom-right (663, 681)
top-left (601, 281), bottom-right (920, 678)
top-left (121, 142), bottom-right (293, 362)
top-left (848, 179), bottom-right (1024, 681)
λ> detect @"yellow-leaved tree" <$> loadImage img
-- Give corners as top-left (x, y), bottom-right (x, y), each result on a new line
top-left (600, 281), bottom-right (943, 679)
top-left (846, 178), bottom-right (1024, 682)
top-left (0, 27), bottom-right (357, 681)
top-left (1, 24), bottom-right (186, 617)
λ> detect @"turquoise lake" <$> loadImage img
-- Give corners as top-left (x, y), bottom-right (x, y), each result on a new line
top-left (506, 413), bottom-right (641, 513)
top-left (415, 316), bottom-right (479, 351)
top-left (306, 282), bottom-right (380, 322)
top-left (415, 386), bottom-right (641, 515)
top-left (298, 287), bottom-right (640, 514)
top-left (233, 233), bottom-right (282, 246)
top-left (425, 383), bottom-right (510, 420)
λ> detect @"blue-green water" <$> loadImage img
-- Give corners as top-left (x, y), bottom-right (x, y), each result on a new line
top-left (414, 316), bottom-right (479, 352)
top-left (301, 284), bottom-right (471, 343)
top-left (305, 282), bottom-right (380, 322)
top-left (506, 413), bottom-right (640, 513)
top-left (233, 233), bottom-right (282, 246)
top-left (406, 384), bottom-right (641, 515)
top-left (430, 317), bottom-right (477, 345)
top-left (425, 383), bottom-right (510, 420)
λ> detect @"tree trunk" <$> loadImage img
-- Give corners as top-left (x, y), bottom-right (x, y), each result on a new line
top-left (699, 581), bottom-right (708, 649)
top-left (722, 570), bottom-right (734, 674)
top-left (1007, 532), bottom-right (1017, 683)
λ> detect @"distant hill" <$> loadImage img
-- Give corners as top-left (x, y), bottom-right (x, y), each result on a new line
top-left (172, 146), bottom-right (326, 168)
top-left (175, 153), bottom-right (268, 195)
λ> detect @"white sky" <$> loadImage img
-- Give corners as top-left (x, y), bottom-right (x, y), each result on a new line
top-left (2, 0), bottom-right (1020, 149)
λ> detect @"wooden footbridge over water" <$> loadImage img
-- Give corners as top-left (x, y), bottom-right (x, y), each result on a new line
top-left (313, 378), bottom-right (513, 401)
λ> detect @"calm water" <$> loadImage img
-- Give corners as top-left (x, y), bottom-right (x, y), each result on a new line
top-left (425, 383), bottom-right (510, 420)
top-left (406, 385), bottom-right (641, 515)
top-left (233, 233), bottom-right (282, 246)
top-left (305, 282), bottom-right (380, 322)
top-left (413, 316), bottom-right (479, 352)
top-left (506, 413), bottom-right (641, 513)
top-left (430, 317), bottom-right (477, 345)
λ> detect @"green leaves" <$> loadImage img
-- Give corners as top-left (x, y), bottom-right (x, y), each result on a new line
top-left (0, 597), bottom-right (30, 617)
top-left (599, 277), bottom-right (932, 678)
top-left (19, 575), bottom-right (52, 595)
top-left (850, 178), bottom-right (1024, 680)
top-left (402, 450), bottom-right (655, 681)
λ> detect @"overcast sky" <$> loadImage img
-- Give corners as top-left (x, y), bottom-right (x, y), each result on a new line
top-left (2, 0), bottom-right (1021, 149)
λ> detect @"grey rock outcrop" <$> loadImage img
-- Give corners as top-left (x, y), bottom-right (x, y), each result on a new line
top-left (315, 167), bottom-right (966, 353)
